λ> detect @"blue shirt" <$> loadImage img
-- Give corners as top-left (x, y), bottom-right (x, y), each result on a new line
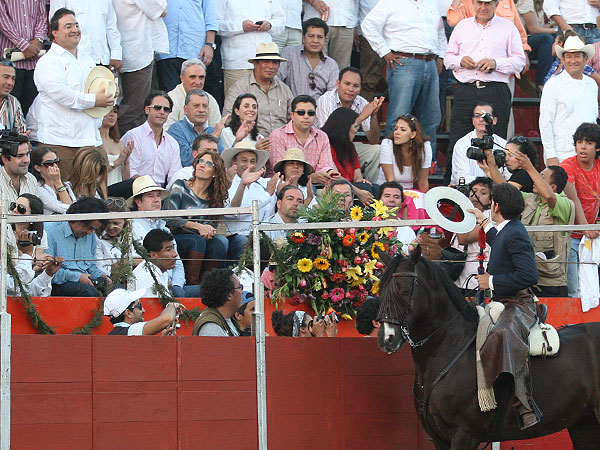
top-left (167, 118), bottom-right (223, 166)
top-left (44, 221), bottom-right (104, 284)
top-left (157, 0), bottom-right (219, 61)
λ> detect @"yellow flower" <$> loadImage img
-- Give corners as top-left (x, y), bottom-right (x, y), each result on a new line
top-left (297, 258), bottom-right (313, 273)
top-left (363, 259), bottom-right (377, 277)
top-left (341, 314), bottom-right (352, 320)
top-left (371, 199), bottom-right (390, 219)
top-left (371, 281), bottom-right (380, 295)
top-left (371, 241), bottom-right (385, 259)
top-left (350, 206), bottom-right (363, 221)
top-left (358, 232), bottom-right (370, 243)
top-left (377, 226), bottom-right (393, 238)
top-left (346, 266), bottom-right (363, 287)
top-left (314, 257), bottom-right (330, 271)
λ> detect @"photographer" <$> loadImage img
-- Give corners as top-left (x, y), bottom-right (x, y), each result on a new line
top-left (0, 131), bottom-right (38, 204)
top-left (271, 310), bottom-right (338, 337)
top-left (483, 136), bottom-right (538, 193)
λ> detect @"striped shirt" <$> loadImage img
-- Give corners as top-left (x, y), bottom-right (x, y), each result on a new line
top-left (0, 0), bottom-right (48, 70)
top-left (0, 94), bottom-right (26, 133)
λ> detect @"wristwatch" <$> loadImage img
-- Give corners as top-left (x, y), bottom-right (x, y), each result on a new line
top-left (205, 42), bottom-right (216, 50)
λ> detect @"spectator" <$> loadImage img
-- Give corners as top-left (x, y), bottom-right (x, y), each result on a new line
top-left (129, 175), bottom-right (198, 298)
top-left (264, 185), bottom-right (304, 241)
top-left (8, 193), bottom-right (48, 262)
top-left (122, 90), bottom-right (182, 188)
top-left (361, 0), bottom-right (447, 152)
top-left (45, 197), bottom-right (110, 297)
top-left (303, 0), bottom-right (358, 69)
top-left (6, 248), bottom-right (61, 297)
top-left (31, 146), bottom-right (75, 215)
top-left (217, 0), bottom-right (285, 94)
top-left (271, 310), bottom-right (337, 336)
top-left (166, 150), bottom-right (231, 284)
top-left (278, 18), bottom-right (338, 99)
top-left (104, 288), bottom-right (185, 335)
top-left (560, 123), bottom-right (600, 298)
top-left (0, 133), bottom-right (38, 204)
top-left (167, 133), bottom-right (219, 189)
top-left (234, 291), bottom-right (255, 336)
top-left (356, 298), bottom-right (380, 337)
top-left (49, 0), bottom-right (122, 73)
top-left (270, 0), bottom-right (302, 50)
top-left (223, 43), bottom-right (293, 137)
top-left (69, 146), bottom-right (108, 199)
top-left (450, 102), bottom-right (509, 185)
top-left (164, 59), bottom-right (221, 130)
top-left (376, 181), bottom-right (419, 255)
top-left (0, 59), bottom-right (26, 133)
top-left (167, 89), bottom-right (224, 166)
top-left (543, 0), bottom-right (600, 45)
top-left (272, 147), bottom-right (316, 207)
top-left (321, 107), bottom-right (375, 205)
top-left (327, 178), bottom-right (354, 212)
top-left (192, 268), bottom-right (244, 336)
top-left (220, 93), bottom-right (269, 150)
top-left (156, 0), bottom-right (218, 93)
top-left (540, 36), bottom-right (598, 165)
top-left (517, 156), bottom-right (574, 297)
top-left (357, 0), bottom-right (386, 102)
top-left (376, 115), bottom-right (432, 192)
top-left (32, 8), bottom-right (114, 180)
top-left (132, 229), bottom-right (178, 297)
top-left (99, 105), bottom-right (132, 189)
top-left (268, 94), bottom-right (336, 183)
top-left (484, 136), bottom-right (538, 192)
top-left (0, 0), bottom-right (48, 116)
top-left (443, 0), bottom-right (525, 184)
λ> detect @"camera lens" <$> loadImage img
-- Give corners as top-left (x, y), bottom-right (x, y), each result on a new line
top-left (466, 146), bottom-right (486, 161)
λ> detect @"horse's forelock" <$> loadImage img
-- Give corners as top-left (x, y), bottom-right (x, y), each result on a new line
top-left (376, 253), bottom-right (416, 324)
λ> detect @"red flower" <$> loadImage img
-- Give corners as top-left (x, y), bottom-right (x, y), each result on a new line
top-left (290, 232), bottom-right (305, 244)
top-left (321, 291), bottom-right (329, 300)
top-left (330, 273), bottom-right (345, 283)
top-left (343, 234), bottom-right (356, 247)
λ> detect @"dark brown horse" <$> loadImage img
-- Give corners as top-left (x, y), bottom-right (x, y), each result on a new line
top-left (376, 247), bottom-right (600, 450)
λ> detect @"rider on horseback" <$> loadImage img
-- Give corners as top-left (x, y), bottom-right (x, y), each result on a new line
top-left (469, 183), bottom-right (541, 430)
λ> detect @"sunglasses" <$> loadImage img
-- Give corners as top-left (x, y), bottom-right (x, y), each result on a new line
top-left (0, 59), bottom-right (15, 68)
top-left (294, 109), bottom-right (316, 117)
top-left (149, 104), bottom-right (172, 113)
top-left (40, 158), bottom-right (60, 167)
top-left (105, 197), bottom-right (126, 208)
top-left (308, 72), bottom-right (316, 90)
top-left (509, 135), bottom-right (528, 144)
top-left (194, 157), bottom-right (215, 168)
top-left (128, 302), bottom-right (143, 311)
top-left (473, 113), bottom-right (492, 119)
top-left (10, 202), bottom-right (27, 214)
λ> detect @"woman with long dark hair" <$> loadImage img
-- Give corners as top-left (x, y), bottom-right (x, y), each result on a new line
top-left (321, 107), bottom-right (375, 205)
top-left (31, 146), bottom-right (75, 214)
top-left (99, 104), bottom-right (133, 186)
top-left (220, 94), bottom-right (270, 150)
top-left (377, 114), bottom-right (432, 192)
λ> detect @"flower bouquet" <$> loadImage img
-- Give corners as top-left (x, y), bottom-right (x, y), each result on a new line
top-left (269, 191), bottom-right (404, 319)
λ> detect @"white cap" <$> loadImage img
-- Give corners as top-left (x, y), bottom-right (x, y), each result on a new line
top-left (103, 288), bottom-right (146, 318)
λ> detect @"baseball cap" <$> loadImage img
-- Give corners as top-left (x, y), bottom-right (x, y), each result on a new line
top-left (241, 291), bottom-right (254, 306)
top-left (103, 288), bottom-right (146, 318)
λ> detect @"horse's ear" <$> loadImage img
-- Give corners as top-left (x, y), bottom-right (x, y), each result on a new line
top-left (376, 247), bottom-right (393, 267)
top-left (409, 245), bottom-right (422, 265)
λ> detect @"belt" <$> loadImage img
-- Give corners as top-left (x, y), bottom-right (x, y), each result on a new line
top-left (570, 23), bottom-right (596, 30)
top-left (461, 80), bottom-right (502, 89)
top-left (391, 51), bottom-right (436, 62)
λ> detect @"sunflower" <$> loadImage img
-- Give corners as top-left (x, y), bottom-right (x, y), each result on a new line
top-left (371, 241), bottom-right (385, 259)
top-left (342, 234), bottom-right (356, 247)
top-left (297, 258), bottom-right (313, 273)
top-left (350, 206), bottom-right (363, 221)
top-left (358, 232), bottom-right (370, 243)
top-left (313, 257), bottom-right (330, 270)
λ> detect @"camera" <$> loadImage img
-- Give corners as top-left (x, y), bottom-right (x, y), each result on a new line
top-left (17, 230), bottom-right (41, 247)
top-left (0, 128), bottom-right (28, 157)
top-left (453, 177), bottom-right (470, 197)
top-left (465, 112), bottom-right (506, 167)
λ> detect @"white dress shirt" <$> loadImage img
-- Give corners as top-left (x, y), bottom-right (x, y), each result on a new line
top-left (361, 0), bottom-right (447, 59)
top-left (49, 0), bottom-right (122, 64)
top-left (166, 166), bottom-right (193, 190)
top-left (165, 83), bottom-right (221, 130)
top-left (224, 175), bottom-right (274, 235)
top-left (358, 0), bottom-right (379, 25)
top-left (112, 0), bottom-right (168, 72)
top-left (7, 254), bottom-right (53, 297)
top-left (316, 89), bottom-right (371, 130)
top-left (37, 182), bottom-right (76, 215)
top-left (33, 43), bottom-right (102, 147)
top-left (539, 70), bottom-right (599, 163)
top-left (276, 0), bottom-right (302, 29)
top-left (304, 0), bottom-right (359, 27)
top-left (217, 0), bottom-right (285, 70)
top-left (543, 0), bottom-right (599, 25)
top-left (450, 130), bottom-right (509, 185)
top-left (132, 260), bottom-right (170, 297)
top-left (95, 236), bottom-right (123, 276)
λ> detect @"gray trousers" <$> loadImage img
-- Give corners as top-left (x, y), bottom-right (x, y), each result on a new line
top-left (118, 61), bottom-right (154, 135)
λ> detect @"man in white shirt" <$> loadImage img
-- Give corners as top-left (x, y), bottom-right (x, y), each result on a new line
top-left (271, 0), bottom-right (302, 50)
top-left (361, 0), bottom-right (447, 151)
top-left (132, 228), bottom-right (177, 297)
top-left (217, 0), bottom-right (285, 94)
top-left (303, 0), bottom-right (358, 69)
top-left (112, 0), bottom-right (168, 135)
top-left (165, 59), bottom-right (221, 130)
top-left (539, 36), bottom-right (598, 165)
top-left (49, 0), bottom-right (122, 72)
top-left (264, 185), bottom-right (303, 241)
top-left (32, 8), bottom-right (114, 181)
top-left (451, 102), bottom-right (509, 185)
top-left (543, 0), bottom-right (600, 44)
top-left (167, 134), bottom-right (219, 189)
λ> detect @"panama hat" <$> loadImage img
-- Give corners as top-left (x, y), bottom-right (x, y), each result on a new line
top-left (248, 42), bottom-right (287, 63)
top-left (126, 175), bottom-right (169, 208)
top-left (84, 66), bottom-right (117, 118)
top-left (103, 288), bottom-right (146, 318)
top-left (556, 36), bottom-right (595, 60)
top-left (273, 147), bottom-right (314, 176)
top-left (220, 141), bottom-right (270, 170)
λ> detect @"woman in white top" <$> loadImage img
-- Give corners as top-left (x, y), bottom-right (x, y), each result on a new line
top-left (31, 146), bottom-right (75, 215)
top-left (99, 105), bottom-right (132, 186)
top-left (220, 93), bottom-right (270, 150)
top-left (377, 114), bottom-right (432, 192)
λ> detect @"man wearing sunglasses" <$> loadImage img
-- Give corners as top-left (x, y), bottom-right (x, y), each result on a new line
top-left (268, 94), bottom-right (337, 184)
top-left (0, 133), bottom-right (38, 204)
top-left (122, 90), bottom-right (182, 188)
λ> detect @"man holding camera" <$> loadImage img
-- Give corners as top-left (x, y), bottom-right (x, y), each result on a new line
top-left (0, 133), bottom-right (38, 204)
top-left (450, 102), bottom-right (509, 185)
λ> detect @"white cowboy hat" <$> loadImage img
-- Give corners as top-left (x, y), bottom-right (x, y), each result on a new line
top-left (84, 66), bottom-right (117, 118)
top-left (273, 147), bottom-right (314, 176)
top-left (556, 36), bottom-right (595, 60)
top-left (424, 186), bottom-right (477, 234)
top-left (248, 42), bottom-right (287, 63)
top-left (126, 175), bottom-right (169, 208)
top-left (220, 141), bottom-right (270, 170)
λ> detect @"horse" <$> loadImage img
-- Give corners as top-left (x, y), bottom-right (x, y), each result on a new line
top-left (376, 247), bottom-right (600, 450)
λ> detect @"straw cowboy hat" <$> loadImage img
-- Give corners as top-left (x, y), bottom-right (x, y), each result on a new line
top-left (220, 141), bottom-right (270, 170)
top-left (273, 147), bottom-right (314, 176)
top-left (84, 66), bottom-right (117, 118)
top-left (556, 36), bottom-right (595, 60)
top-left (248, 42), bottom-right (287, 63)
top-left (126, 175), bottom-right (169, 208)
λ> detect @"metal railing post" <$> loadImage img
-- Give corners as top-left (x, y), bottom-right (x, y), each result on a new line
top-left (0, 191), bottom-right (11, 449)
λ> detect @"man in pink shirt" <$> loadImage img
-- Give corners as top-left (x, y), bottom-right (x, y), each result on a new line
top-left (443, 0), bottom-right (525, 184)
top-left (268, 94), bottom-right (337, 184)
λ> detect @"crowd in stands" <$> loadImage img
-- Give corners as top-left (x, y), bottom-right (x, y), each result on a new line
top-left (2, 0), bottom-right (600, 334)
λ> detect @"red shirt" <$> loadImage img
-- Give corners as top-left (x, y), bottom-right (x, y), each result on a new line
top-left (561, 155), bottom-right (600, 239)
top-left (330, 145), bottom-right (360, 182)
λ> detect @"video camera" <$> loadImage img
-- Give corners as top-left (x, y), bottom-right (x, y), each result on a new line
top-left (465, 112), bottom-right (506, 167)
top-left (0, 128), bottom-right (28, 158)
